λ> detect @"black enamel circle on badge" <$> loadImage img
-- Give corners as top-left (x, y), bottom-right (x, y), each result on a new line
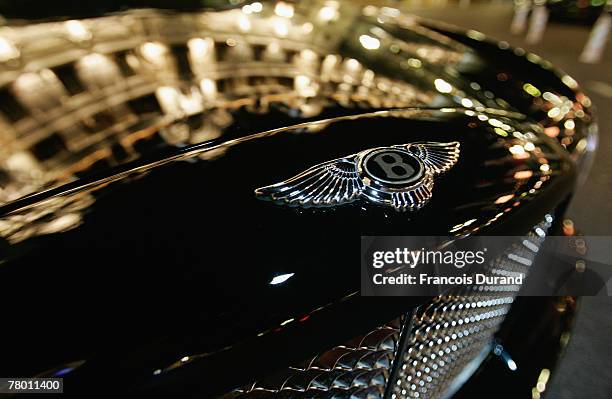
top-left (362, 148), bottom-right (424, 186)
top-left (361, 148), bottom-right (424, 186)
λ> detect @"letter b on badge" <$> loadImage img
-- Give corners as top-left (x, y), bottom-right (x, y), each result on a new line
top-left (372, 152), bottom-right (415, 179)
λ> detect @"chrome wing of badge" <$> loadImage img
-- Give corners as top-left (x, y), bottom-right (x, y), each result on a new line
top-left (255, 141), bottom-right (460, 211)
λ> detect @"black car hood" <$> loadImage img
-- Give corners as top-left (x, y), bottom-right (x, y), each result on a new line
top-left (0, 108), bottom-right (575, 387)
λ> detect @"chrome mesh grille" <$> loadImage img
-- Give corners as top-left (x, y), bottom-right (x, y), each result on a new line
top-left (229, 318), bottom-right (404, 399)
top-left (229, 219), bottom-right (553, 399)
top-left (391, 295), bottom-right (513, 399)
top-left (391, 218), bottom-right (552, 399)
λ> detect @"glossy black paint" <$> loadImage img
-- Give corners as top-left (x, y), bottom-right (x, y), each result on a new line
top-left (0, 107), bottom-right (574, 394)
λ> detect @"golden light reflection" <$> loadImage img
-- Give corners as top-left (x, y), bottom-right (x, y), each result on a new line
top-left (273, 18), bottom-right (289, 37)
top-left (533, 368), bottom-right (551, 397)
top-left (0, 37), bottom-right (20, 62)
top-left (493, 128), bottom-right (508, 137)
top-left (274, 2), bottom-right (294, 18)
top-left (359, 34), bottom-right (380, 50)
top-left (509, 145), bottom-right (525, 155)
top-left (523, 83), bottom-right (541, 97)
top-left (294, 75), bottom-right (318, 97)
top-left (199, 78), bottom-right (217, 101)
top-left (575, 138), bottom-right (588, 153)
top-left (460, 98), bottom-right (473, 108)
top-left (141, 41), bottom-right (167, 65)
top-left (250, 2), bottom-right (263, 13)
top-left (64, 20), bottom-right (91, 42)
top-left (495, 194), bottom-right (515, 204)
top-left (547, 107), bottom-right (561, 119)
top-left (406, 58), bottom-right (422, 68)
top-left (514, 170), bottom-right (533, 180)
top-left (434, 78), bottom-right (452, 93)
top-left (561, 75), bottom-right (578, 89)
top-left (544, 126), bottom-right (560, 138)
top-left (318, 2), bottom-right (340, 22)
top-left (237, 15), bottom-right (251, 32)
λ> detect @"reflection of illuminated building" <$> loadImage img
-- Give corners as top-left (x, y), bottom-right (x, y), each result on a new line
top-left (0, 0), bottom-right (595, 207)
top-left (0, 193), bottom-right (94, 243)
top-left (0, 3), bottom-right (462, 204)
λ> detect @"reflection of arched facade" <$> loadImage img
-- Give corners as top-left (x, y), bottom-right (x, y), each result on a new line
top-left (0, 1), bottom-right (594, 205)
top-left (0, 3), bottom-right (453, 203)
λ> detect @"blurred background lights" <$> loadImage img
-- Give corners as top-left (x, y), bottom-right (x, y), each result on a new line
top-left (250, 2), bottom-right (263, 13)
top-left (273, 18), bottom-right (289, 37)
top-left (318, 2), bottom-right (340, 22)
top-left (274, 2), bottom-right (294, 18)
top-left (359, 34), bottom-right (380, 50)
top-left (523, 83), bottom-right (541, 97)
top-left (237, 15), bottom-right (251, 32)
top-left (509, 144), bottom-right (526, 155)
top-left (460, 98), bottom-right (474, 107)
top-left (434, 78), bottom-right (453, 93)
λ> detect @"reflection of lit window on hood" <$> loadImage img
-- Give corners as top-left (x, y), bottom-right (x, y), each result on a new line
top-left (155, 86), bottom-right (204, 118)
top-left (13, 70), bottom-right (66, 112)
top-left (75, 53), bottom-right (122, 90)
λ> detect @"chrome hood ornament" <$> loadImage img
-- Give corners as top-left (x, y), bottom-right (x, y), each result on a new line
top-left (255, 141), bottom-right (460, 211)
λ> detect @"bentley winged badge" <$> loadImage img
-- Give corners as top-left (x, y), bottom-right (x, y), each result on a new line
top-left (255, 141), bottom-right (460, 211)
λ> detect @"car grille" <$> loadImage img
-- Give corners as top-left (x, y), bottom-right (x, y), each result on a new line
top-left (391, 295), bottom-right (513, 399)
top-left (230, 318), bottom-right (405, 399)
top-left (391, 218), bottom-right (552, 399)
top-left (228, 219), bottom-right (552, 399)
